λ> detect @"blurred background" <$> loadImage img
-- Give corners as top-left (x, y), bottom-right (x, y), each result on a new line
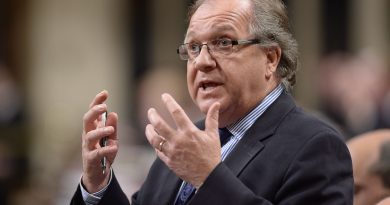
top-left (0, 0), bottom-right (389, 204)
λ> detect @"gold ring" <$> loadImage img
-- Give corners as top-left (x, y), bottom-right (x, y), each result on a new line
top-left (158, 139), bottom-right (166, 152)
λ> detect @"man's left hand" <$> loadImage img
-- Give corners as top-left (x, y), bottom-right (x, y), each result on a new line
top-left (145, 93), bottom-right (221, 189)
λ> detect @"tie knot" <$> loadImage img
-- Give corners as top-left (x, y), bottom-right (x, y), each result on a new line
top-left (219, 128), bottom-right (231, 146)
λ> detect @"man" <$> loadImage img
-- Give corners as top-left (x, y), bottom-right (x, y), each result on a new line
top-left (71, 0), bottom-right (353, 204)
top-left (347, 129), bottom-right (390, 205)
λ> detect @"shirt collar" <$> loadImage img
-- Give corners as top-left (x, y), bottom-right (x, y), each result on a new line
top-left (226, 84), bottom-right (284, 139)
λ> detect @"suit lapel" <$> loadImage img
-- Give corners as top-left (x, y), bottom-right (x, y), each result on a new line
top-left (224, 92), bottom-right (296, 176)
top-left (154, 121), bottom-right (207, 205)
top-left (154, 160), bottom-right (182, 204)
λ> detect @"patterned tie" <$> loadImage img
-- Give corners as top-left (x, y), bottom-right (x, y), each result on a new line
top-left (219, 128), bottom-right (231, 147)
top-left (174, 128), bottom-right (231, 205)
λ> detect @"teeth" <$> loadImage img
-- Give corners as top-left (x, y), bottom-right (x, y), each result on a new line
top-left (201, 83), bottom-right (217, 90)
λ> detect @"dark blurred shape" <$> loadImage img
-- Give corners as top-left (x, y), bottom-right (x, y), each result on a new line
top-left (0, 67), bottom-right (23, 125)
top-left (130, 0), bottom-right (152, 79)
top-left (321, 0), bottom-right (350, 54)
top-left (0, 66), bottom-right (28, 205)
top-left (0, 0), bottom-right (29, 204)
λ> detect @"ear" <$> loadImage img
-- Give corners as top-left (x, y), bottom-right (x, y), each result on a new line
top-left (265, 46), bottom-right (282, 78)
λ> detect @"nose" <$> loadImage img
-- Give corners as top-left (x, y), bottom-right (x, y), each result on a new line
top-left (194, 44), bottom-right (216, 72)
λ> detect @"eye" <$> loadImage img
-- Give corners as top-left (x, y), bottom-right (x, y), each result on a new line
top-left (216, 38), bottom-right (232, 47)
top-left (187, 43), bottom-right (200, 53)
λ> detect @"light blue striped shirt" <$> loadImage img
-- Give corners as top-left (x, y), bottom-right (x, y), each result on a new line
top-left (221, 84), bottom-right (283, 160)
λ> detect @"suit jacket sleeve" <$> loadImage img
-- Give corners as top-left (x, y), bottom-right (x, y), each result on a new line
top-left (188, 131), bottom-right (353, 205)
top-left (70, 173), bottom-right (130, 205)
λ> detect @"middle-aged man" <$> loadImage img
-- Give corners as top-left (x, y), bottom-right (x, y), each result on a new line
top-left (347, 129), bottom-right (390, 205)
top-left (71, 0), bottom-right (353, 204)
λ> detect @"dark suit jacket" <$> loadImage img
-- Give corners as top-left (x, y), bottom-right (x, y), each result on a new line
top-left (71, 92), bottom-right (354, 205)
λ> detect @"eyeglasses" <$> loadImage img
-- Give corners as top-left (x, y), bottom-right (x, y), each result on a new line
top-left (177, 38), bottom-right (262, 61)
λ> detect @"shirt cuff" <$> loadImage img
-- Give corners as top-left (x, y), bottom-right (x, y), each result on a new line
top-left (80, 168), bottom-right (113, 205)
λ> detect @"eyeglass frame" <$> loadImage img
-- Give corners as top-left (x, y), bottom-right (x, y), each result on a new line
top-left (176, 38), bottom-right (263, 61)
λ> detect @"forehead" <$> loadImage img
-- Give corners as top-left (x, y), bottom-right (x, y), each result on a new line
top-left (186, 0), bottom-right (252, 39)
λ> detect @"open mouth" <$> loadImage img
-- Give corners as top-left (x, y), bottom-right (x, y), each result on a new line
top-left (198, 81), bottom-right (223, 92)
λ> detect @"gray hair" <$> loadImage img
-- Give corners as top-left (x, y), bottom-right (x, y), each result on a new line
top-left (188, 0), bottom-right (299, 90)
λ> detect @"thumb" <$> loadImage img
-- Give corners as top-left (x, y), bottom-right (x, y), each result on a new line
top-left (205, 102), bottom-right (220, 135)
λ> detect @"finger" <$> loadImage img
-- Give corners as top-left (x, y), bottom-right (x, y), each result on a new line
top-left (106, 112), bottom-right (118, 141)
top-left (205, 102), bottom-right (220, 135)
top-left (83, 126), bottom-right (115, 150)
top-left (161, 93), bottom-right (195, 130)
top-left (105, 143), bottom-right (119, 166)
top-left (88, 144), bottom-right (118, 164)
top-left (89, 90), bottom-right (108, 109)
top-left (145, 124), bottom-right (166, 150)
top-left (83, 104), bottom-right (107, 133)
top-left (85, 90), bottom-right (108, 131)
top-left (156, 149), bottom-right (170, 164)
top-left (147, 108), bottom-right (174, 140)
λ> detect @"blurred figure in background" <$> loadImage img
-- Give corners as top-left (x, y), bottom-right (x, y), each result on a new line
top-left (317, 50), bottom-right (390, 139)
top-left (0, 65), bottom-right (23, 127)
top-left (347, 129), bottom-right (390, 205)
top-left (0, 64), bottom-right (27, 205)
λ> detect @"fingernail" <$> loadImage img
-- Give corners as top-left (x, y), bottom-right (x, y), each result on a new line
top-left (148, 108), bottom-right (155, 115)
top-left (161, 93), bottom-right (168, 102)
top-left (148, 108), bottom-right (156, 123)
top-left (96, 90), bottom-right (105, 97)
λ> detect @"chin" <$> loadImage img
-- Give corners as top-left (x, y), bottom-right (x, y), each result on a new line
top-left (197, 102), bottom-right (211, 115)
top-left (196, 99), bottom-right (217, 114)
top-left (198, 97), bottom-right (228, 114)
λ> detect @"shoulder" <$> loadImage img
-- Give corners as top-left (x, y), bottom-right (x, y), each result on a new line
top-left (278, 105), bottom-right (344, 141)
top-left (265, 103), bottom-right (349, 165)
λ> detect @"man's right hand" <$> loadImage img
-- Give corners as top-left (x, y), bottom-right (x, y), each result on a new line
top-left (81, 90), bottom-right (119, 193)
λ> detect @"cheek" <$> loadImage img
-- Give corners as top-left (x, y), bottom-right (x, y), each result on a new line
top-left (232, 65), bottom-right (265, 92)
top-left (186, 67), bottom-right (196, 98)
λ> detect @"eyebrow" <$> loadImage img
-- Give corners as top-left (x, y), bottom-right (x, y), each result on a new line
top-left (211, 24), bottom-right (236, 33)
top-left (186, 24), bottom-right (237, 40)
